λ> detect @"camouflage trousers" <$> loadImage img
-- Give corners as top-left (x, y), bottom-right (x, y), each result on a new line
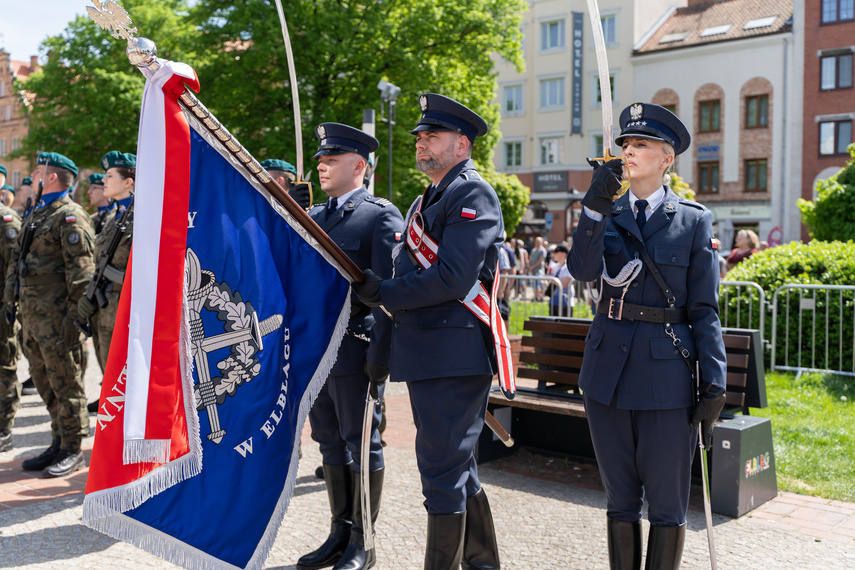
top-left (21, 316), bottom-right (88, 451)
top-left (91, 313), bottom-right (105, 373)
top-left (0, 329), bottom-right (21, 432)
top-left (96, 289), bottom-right (120, 367)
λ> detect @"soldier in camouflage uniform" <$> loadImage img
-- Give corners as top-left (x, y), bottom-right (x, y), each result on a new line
top-left (78, 151), bottom-right (134, 371)
top-left (4, 152), bottom-right (95, 477)
top-left (0, 205), bottom-right (22, 452)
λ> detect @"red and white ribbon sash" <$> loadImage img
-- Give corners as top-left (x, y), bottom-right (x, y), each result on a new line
top-left (405, 199), bottom-right (516, 399)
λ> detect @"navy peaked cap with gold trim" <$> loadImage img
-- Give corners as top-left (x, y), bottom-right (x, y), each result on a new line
top-left (409, 93), bottom-right (488, 141)
top-left (313, 123), bottom-right (379, 160)
top-left (615, 102), bottom-right (691, 156)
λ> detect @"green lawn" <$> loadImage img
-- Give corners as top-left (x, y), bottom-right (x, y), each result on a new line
top-left (751, 371), bottom-right (854, 501)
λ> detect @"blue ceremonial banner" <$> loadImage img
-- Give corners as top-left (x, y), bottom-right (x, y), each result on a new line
top-left (85, 115), bottom-right (351, 568)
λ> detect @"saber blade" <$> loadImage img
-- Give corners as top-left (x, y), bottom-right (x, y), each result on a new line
top-left (273, 0), bottom-right (304, 181)
top-left (360, 384), bottom-right (379, 551)
top-left (585, 0), bottom-right (616, 161)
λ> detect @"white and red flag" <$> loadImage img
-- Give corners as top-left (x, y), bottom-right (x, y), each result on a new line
top-left (83, 60), bottom-right (350, 570)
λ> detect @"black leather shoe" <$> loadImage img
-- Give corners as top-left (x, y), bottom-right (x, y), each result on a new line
top-left (87, 400), bottom-right (99, 413)
top-left (21, 439), bottom-right (60, 471)
top-left (315, 465), bottom-right (325, 479)
top-left (333, 469), bottom-right (384, 570)
top-left (21, 378), bottom-right (38, 396)
top-left (0, 429), bottom-right (12, 453)
top-left (43, 449), bottom-right (85, 478)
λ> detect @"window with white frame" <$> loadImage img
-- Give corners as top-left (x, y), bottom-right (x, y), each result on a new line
top-left (12, 171), bottom-right (20, 187)
top-left (0, 138), bottom-right (6, 157)
top-left (0, 82), bottom-right (5, 97)
top-left (3, 106), bottom-right (10, 121)
top-left (540, 77), bottom-right (565, 109)
top-left (503, 85), bottom-right (523, 115)
top-left (595, 73), bottom-right (615, 105)
top-left (540, 137), bottom-right (561, 165)
top-left (504, 141), bottom-right (522, 169)
top-left (540, 20), bottom-right (565, 51)
top-left (11, 137), bottom-right (20, 151)
top-left (601, 14), bottom-right (617, 45)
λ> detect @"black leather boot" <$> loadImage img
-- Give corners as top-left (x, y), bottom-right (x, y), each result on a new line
top-left (334, 468), bottom-right (384, 570)
top-left (21, 438), bottom-right (60, 471)
top-left (297, 463), bottom-right (354, 569)
top-left (43, 448), bottom-right (85, 478)
top-left (461, 488), bottom-right (500, 569)
top-left (425, 512), bottom-right (466, 570)
top-left (607, 517), bottom-right (641, 570)
top-left (644, 524), bottom-right (686, 570)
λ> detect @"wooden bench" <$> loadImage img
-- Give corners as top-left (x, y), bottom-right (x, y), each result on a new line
top-left (477, 316), bottom-right (767, 462)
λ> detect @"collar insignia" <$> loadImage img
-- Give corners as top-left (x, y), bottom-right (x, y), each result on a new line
top-left (665, 202), bottom-right (676, 212)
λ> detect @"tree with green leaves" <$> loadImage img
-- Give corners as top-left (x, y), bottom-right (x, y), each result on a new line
top-left (14, 0), bottom-right (200, 169)
top-left (187, 0), bottom-right (529, 226)
top-left (798, 143), bottom-right (855, 241)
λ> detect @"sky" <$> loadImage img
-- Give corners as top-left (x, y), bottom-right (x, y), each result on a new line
top-left (0, 1), bottom-right (90, 61)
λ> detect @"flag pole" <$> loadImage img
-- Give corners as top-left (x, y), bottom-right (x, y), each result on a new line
top-left (87, 2), bottom-right (364, 283)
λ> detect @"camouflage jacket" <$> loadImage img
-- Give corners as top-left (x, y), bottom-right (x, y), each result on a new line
top-left (0, 206), bottom-right (22, 295)
top-left (94, 202), bottom-right (133, 275)
top-left (4, 195), bottom-right (95, 318)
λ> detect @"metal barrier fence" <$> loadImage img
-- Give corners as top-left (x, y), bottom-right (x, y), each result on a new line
top-left (719, 281), bottom-right (768, 347)
top-left (771, 284), bottom-right (855, 377)
top-left (497, 274), bottom-right (588, 334)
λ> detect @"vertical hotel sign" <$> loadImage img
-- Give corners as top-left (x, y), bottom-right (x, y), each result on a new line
top-left (571, 12), bottom-right (584, 134)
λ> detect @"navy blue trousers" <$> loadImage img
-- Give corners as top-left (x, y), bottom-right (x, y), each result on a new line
top-left (584, 394), bottom-right (697, 527)
top-left (309, 372), bottom-right (385, 473)
top-left (406, 374), bottom-right (492, 514)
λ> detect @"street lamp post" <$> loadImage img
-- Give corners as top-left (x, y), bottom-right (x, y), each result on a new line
top-left (377, 79), bottom-right (401, 202)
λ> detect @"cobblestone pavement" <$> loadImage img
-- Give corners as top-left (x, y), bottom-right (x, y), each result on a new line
top-left (1, 339), bottom-right (854, 569)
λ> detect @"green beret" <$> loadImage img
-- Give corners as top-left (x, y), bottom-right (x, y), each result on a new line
top-left (21, 177), bottom-right (32, 186)
top-left (88, 173), bottom-right (105, 185)
top-left (261, 159), bottom-right (297, 176)
top-left (1, 184), bottom-right (13, 194)
top-left (101, 151), bottom-right (137, 170)
top-left (37, 152), bottom-right (78, 176)
top-left (0, 164), bottom-right (6, 177)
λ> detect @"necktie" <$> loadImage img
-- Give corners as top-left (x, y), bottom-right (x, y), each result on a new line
top-left (326, 197), bottom-right (338, 220)
top-left (635, 199), bottom-right (648, 233)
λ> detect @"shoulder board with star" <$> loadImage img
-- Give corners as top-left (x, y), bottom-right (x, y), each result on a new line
top-left (460, 170), bottom-right (481, 181)
top-left (365, 197), bottom-right (392, 207)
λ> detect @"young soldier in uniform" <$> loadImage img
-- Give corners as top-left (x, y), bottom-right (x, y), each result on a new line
top-left (77, 152), bottom-right (134, 375)
top-left (87, 173), bottom-right (113, 235)
top-left (0, 184), bottom-right (15, 209)
top-left (297, 123), bottom-right (403, 570)
top-left (260, 158), bottom-right (312, 209)
top-left (567, 103), bottom-right (726, 569)
top-left (5, 152), bottom-right (95, 477)
top-left (354, 94), bottom-right (503, 570)
top-left (12, 177), bottom-right (33, 216)
top-left (0, 204), bottom-right (22, 452)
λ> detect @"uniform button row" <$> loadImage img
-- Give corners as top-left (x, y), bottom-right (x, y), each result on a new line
top-left (621, 345), bottom-right (627, 352)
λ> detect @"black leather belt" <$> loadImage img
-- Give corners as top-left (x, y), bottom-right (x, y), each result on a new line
top-left (598, 299), bottom-right (687, 323)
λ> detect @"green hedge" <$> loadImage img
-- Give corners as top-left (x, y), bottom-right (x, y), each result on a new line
top-left (722, 241), bottom-right (855, 371)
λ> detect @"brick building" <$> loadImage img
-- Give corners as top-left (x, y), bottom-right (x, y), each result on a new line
top-left (796, 0), bottom-right (855, 240)
top-left (0, 49), bottom-right (39, 189)
top-left (632, 0), bottom-right (797, 249)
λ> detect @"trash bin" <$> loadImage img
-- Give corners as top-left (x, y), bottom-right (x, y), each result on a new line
top-left (710, 415), bottom-right (778, 517)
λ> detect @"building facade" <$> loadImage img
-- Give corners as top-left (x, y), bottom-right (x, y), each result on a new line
top-left (493, 0), bottom-right (679, 242)
top-left (798, 0), bottom-right (855, 241)
top-left (632, 0), bottom-right (796, 249)
top-left (0, 49), bottom-right (38, 189)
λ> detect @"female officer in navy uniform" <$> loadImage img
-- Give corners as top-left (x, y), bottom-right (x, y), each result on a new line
top-left (567, 103), bottom-right (726, 569)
